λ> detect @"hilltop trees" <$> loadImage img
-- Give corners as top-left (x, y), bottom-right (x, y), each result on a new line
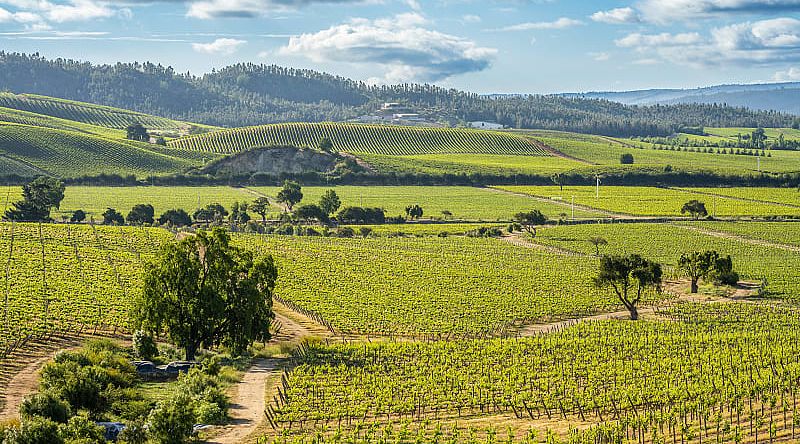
top-left (681, 200), bottom-right (708, 219)
top-left (135, 228), bottom-right (277, 360)
top-left (594, 254), bottom-right (662, 320)
top-left (5, 177), bottom-right (65, 222)
top-left (126, 123), bottom-right (149, 142)
top-left (277, 180), bottom-right (303, 211)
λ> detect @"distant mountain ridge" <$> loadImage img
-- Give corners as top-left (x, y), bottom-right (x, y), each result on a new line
top-left (561, 83), bottom-right (800, 115)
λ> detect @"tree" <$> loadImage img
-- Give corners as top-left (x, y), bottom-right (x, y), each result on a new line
top-left (102, 208), bottom-right (125, 225)
top-left (318, 137), bottom-right (334, 152)
top-left (588, 237), bottom-right (608, 256)
top-left (751, 127), bottom-right (767, 149)
top-left (295, 204), bottom-right (328, 224)
top-left (229, 202), bottom-right (250, 225)
top-left (135, 228), bottom-right (277, 360)
top-left (594, 254), bottom-right (662, 320)
top-left (5, 177), bottom-right (65, 222)
top-left (678, 250), bottom-right (717, 293)
top-left (193, 203), bottom-right (227, 224)
top-left (250, 197), bottom-right (271, 223)
top-left (337, 207), bottom-right (385, 224)
top-left (405, 204), bottom-right (423, 220)
top-left (681, 200), bottom-right (708, 220)
top-left (126, 123), bottom-right (149, 142)
top-left (620, 153), bottom-right (634, 164)
top-left (513, 210), bottom-right (547, 237)
top-left (319, 190), bottom-right (341, 216)
top-left (359, 227), bottom-right (373, 238)
top-left (277, 180), bottom-right (303, 211)
top-left (158, 209), bottom-right (192, 227)
top-left (70, 210), bottom-right (86, 223)
top-left (127, 204), bottom-right (155, 225)
top-left (550, 173), bottom-right (564, 191)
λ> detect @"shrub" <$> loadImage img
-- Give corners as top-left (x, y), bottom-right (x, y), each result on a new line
top-left (117, 419), bottom-right (148, 444)
top-left (59, 414), bottom-right (106, 443)
top-left (132, 330), bottom-right (158, 361)
top-left (620, 153), bottom-right (634, 164)
top-left (337, 227), bottom-right (355, 238)
top-left (14, 417), bottom-right (63, 444)
top-left (19, 393), bottom-right (70, 424)
top-left (146, 394), bottom-right (195, 444)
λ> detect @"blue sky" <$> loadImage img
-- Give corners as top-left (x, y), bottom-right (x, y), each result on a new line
top-left (1, 0), bottom-right (800, 93)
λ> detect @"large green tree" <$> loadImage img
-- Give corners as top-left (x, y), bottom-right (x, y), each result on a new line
top-left (135, 228), bottom-right (277, 360)
top-left (277, 180), bottom-right (303, 211)
top-left (5, 177), bottom-right (65, 222)
top-left (594, 254), bottom-right (662, 320)
top-left (319, 190), bottom-right (341, 216)
top-left (678, 250), bottom-right (717, 293)
top-left (513, 210), bottom-right (548, 237)
top-left (250, 197), bottom-right (271, 223)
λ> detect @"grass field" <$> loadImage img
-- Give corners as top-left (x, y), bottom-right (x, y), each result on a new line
top-left (251, 186), bottom-right (601, 220)
top-left (496, 185), bottom-right (800, 217)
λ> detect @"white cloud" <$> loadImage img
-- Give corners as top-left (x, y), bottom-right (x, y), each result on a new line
top-left (186, 0), bottom-right (377, 19)
top-left (591, 7), bottom-right (640, 24)
top-left (634, 0), bottom-right (800, 24)
top-left (615, 18), bottom-right (800, 68)
top-left (774, 66), bottom-right (800, 80)
top-left (497, 17), bottom-right (583, 32)
top-left (192, 38), bottom-right (247, 55)
top-left (279, 13), bottom-right (497, 82)
top-left (0, 0), bottom-right (115, 25)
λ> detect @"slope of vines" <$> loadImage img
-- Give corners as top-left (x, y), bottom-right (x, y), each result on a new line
top-left (168, 122), bottom-right (552, 156)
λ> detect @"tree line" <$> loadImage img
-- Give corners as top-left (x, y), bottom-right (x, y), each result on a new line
top-left (0, 52), bottom-right (795, 137)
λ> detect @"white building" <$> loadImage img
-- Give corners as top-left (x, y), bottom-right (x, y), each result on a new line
top-left (469, 121), bottom-right (504, 130)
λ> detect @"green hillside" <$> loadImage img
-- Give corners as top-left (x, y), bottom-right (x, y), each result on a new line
top-left (0, 93), bottom-right (217, 136)
top-left (168, 122), bottom-right (552, 156)
top-left (0, 122), bottom-right (211, 177)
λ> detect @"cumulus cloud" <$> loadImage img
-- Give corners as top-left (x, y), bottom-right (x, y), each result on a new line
top-left (615, 18), bottom-right (800, 67)
top-left (591, 7), bottom-right (640, 24)
top-left (278, 13), bottom-right (497, 82)
top-left (192, 38), bottom-right (247, 55)
top-left (774, 67), bottom-right (800, 80)
top-left (0, 0), bottom-right (115, 26)
top-left (497, 17), bottom-right (583, 32)
top-left (185, 0), bottom-right (375, 19)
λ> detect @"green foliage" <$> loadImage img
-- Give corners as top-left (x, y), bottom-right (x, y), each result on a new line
top-left (125, 123), bottom-right (148, 142)
top-left (513, 210), bottom-right (547, 236)
top-left (294, 204), bottom-right (328, 224)
top-left (101, 208), bottom-right (124, 225)
top-left (681, 199), bottom-right (708, 219)
top-left (5, 177), bottom-right (65, 222)
top-left (594, 254), bottom-right (662, 320)
top-left (135, 228), bottom-right (277, 360)
top-left (336, 207), bottom-right (385, 224)
top-left (69, 209), bottom-right (86, 223)
top-left (193, 203), bottom-right (227, 224)
top-left (318, 190), bottom-right (340, 216)
top-left (318, 137), bottom-right (334, 152)
top-left (59, 415), bottom-right (106, 444)
top-left (126, 204), bottom-right (154, 225)
top-left (19, 393), bottom-right (70, 424)
top-left (158, 209), bottom-right (192, 227)
top-left (619, 153), bottom-right (634, 164)
top-left (250, 197), bottom-right (271, 222)
top-left (404, 204), bottom-right (423, 220)
top-left (132, 330), bottom-right (158, 361)
top-left (678, 250), bottom-right (718, 293)
top-left (277, 180), bottom-right (303, 211)
top-left (145, 393), bottom-right (195, 444)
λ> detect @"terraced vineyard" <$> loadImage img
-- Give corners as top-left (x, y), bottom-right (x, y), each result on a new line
top-left (496, 185), bottom-right (800, 217)
top-left (235, 235), bottom-right (664, 337)
top-left (269, 303), bottom-right (800, 444)
top-left (0, 223), bottom-right (171, 359)
top-left (168, 122), bottom-right (552, 156)
top-left (0, 93), bottom-right (214, 134)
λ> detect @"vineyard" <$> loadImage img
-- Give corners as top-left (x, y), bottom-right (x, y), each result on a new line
top-left (0, 123), bottom-right (208, 177)
top-left (355, 152), bottom-right (584, 175)
top-left (0, 93), bottom-right (214, 135)
top-left (496, 185), bottom-right (800, 217)
top-left (167, 122), bottom-right (553, 156)
top-left (268, 303), bottom-right (800, 444)
top-left (676, 187), bottom-right (800, 208)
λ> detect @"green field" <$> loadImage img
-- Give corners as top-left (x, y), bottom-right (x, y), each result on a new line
top-left (496, 185), bottom-right (800, 217)
top-left (677, 220), bottom-right (800, 247)
top-left (677, 187), bottom-right (800, 207)
top-left (251, 186), bottom-right (600, 220)
top-left (358, 152), bottom-right (584, 175)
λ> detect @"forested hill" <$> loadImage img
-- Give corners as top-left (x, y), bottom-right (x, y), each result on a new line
top-left (0, 52), bottom-right (795, 137)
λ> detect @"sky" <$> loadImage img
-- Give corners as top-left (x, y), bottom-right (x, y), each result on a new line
top-left (1, 0), bottom-right (800, 94)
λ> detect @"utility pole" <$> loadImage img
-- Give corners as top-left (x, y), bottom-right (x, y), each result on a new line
top-left (571, 196), bottom-right (575, 220)
top-left (595, 175), bottom-right (601, 199)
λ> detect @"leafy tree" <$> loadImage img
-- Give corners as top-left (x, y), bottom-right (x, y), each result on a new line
top-left (135, 228), bottom-right (277, 360)
top-left (620, 153), bottom-right (634, 164)
top-left (711, 254), bottom-right (739, 286)
top-left (102, 208), bottom-right (125, 225)
top-left (158, 209), bottom-right (192, 227)
top-left (681, 200), bottom-right (708, 220)
top-left (127, 204), bottom-right (155, 225)
top-left (126, 123), bottom-right (149, 142)
top-left (337, 207), bottom-right (385, 224)
top-left (146, 393), bottom-right (195, 444)
top-left (359, 227), bottom-right (373, 238)
top-left (277, 180), bottom-right (303, 212)
top-left (229, 202), bottom-right (250, 225)
top-left (250, 197), bottom-right (271, 223)
top-left (405, 204), bottom-right (423, 220)
top-left (70, 209), bottom-right (86, 223)
top-left (751, 127), bottom-right (767, 149)
top-left (132, 330), bottom-right (158, 361)
top-left (678, 250), bottom-right (718, 293)
top-left (193, 203), bottom-right (227, 224)
top-left (588, 237), bottom-right (608, 256)
top-left (513, 210), bottom-right (548, 237)
top-left (318, 137), bottom-right (334, 152)
top-left (593, 254), bottom-right (662, 320)
top-left (295, 204), bottom-right (328, 224)
top-left (319, 190), bottom-right (341, 216)
top-left (5, 177), bottom-right (65, 222)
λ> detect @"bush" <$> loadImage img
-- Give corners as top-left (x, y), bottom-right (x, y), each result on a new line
top-left (620, 153), bottom-right (634, 164)
top-left (193, 401), bottom-right (225, 425)
top-left (14, 417), bottom-right (63, 444)
top-left (466, 227), bottom-right (503, 238)
top-left (132, 330), bottom-right (158, 361)
top-left (19, 393), bottom-right (70, 424)
top-left (117, 419), bottom-right (147, 444)
top-left (59, 414), bottom-right (105, 443)
top-left (146, 394), bottom-right (195, 444)
top-left (337, 227), bottom-right (355, 238)
top-left (275, 224), bottom-right (294, 235)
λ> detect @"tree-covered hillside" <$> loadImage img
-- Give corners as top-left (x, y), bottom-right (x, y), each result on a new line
top-left (0, 52), bottom-right (794, 137)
